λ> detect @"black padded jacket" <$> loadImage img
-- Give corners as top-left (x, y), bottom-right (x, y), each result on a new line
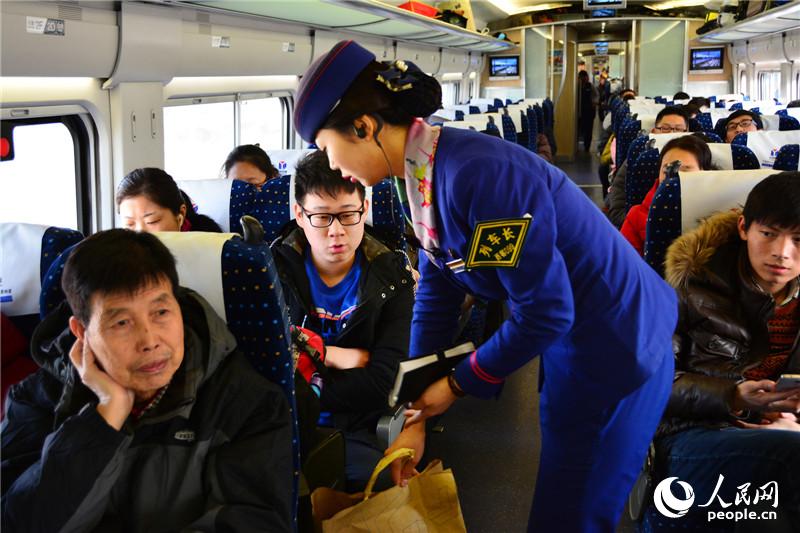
top-left (1, 288), bottom-right (293, 532)
top-left (272, 225), bottom-right (414, 434)
top-left (659, 210), bottom-right (800, 437)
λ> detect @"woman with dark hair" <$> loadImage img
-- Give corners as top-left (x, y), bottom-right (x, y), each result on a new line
top-left (621, 135), bottom-right (713, 255)
top-left (116, 168), bottom-right (222, 233)
top-left (293, 40), bottom-right (678, 531)
top-left (223, 144), bottom-right (279, 189)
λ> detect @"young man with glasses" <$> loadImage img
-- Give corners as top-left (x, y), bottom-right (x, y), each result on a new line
top-left (271, 149), bottom-right (414, 490)
top-left (723, 109), bottom-right (762, 142)
top-left (651, 106), bottom-right (690, 134)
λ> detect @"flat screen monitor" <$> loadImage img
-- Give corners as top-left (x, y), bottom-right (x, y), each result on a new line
top-left (689, 47), bottom-right (724, 74)
top-left (584, 0), bottom-right (626, 10)
top-left (489, 56), bottom-right (520, 80)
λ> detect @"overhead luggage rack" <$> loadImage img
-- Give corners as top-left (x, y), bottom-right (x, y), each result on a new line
top-left (697, 2), bottom-right (800, 43)
top-left (169, 0), bottom-right (514, 52)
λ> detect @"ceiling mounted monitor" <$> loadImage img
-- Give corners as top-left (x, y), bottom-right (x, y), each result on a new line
top-left (584, 0), bottom-right (626, 10)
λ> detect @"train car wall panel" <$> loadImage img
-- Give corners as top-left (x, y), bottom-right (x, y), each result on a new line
top-left (784, 29), bottom-right (800, 62)
top-left (314, 31), bottom-right (394, 63)
top-left (748, 34), bottom-right (787, 64)
top-left (103, 3), bottom-right (182, 88)
top-left (0, 2), bottom-right (118, 78)
top-left (176, 27), bottom-right (313, 77)
top-left (440, 48), bottom-right (470, 76)
top-left (396, 42), bottom-right (442, 75)
top-left (730, 41), bottom-right (750, 66)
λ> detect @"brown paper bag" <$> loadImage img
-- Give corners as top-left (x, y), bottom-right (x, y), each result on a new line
top-left (311, 447), bottom-right (467, 533)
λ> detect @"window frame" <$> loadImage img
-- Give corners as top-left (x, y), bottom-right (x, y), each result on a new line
top-left (1, 113), bottom-right (92, 233)
top-left (163, 92), bottom-right (291, 150)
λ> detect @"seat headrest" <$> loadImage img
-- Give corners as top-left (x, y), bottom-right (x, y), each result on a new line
top-left (678, 169), bottom-right (778, 233)
top-left (741, 130), bottom-right (800, 168)
top-left (1, 223), bottom-right (82, 317)
top-left (760, 114), bottom-right (781, 131)
top-left (154, 231), bottom-right (237, 320)
top-left (266, 149), bottom-right (315, 177)
top-left (175, 179), bottom-right (234, 232)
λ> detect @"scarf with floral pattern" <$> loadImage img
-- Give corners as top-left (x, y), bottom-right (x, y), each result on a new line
top-left (396, 118), bottom-right (441, 261)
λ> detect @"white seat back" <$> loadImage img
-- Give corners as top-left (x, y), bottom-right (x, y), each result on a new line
top-left (0, 223), bottom-right (49, 316)
top-left (679, 169), bottom-right (778, 232)
top-left (176, 179), bottom-right (234, 232)
top-left (741, 130), bottom-right (800, 168)
top-left (267, 149), bottom-right (315, 177)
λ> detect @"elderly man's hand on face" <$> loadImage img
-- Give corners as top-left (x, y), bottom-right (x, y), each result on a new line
top-left (69, 338), bottom-right (134, 430)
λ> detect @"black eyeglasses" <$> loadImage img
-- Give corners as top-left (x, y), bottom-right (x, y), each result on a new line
top-left (726, 119), bottom-right (755, 131)
top-left (300, 205), bottom-right (365, 228)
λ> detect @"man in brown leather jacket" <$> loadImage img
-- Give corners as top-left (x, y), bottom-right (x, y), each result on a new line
top-left (642, 173), bottom-right (800, 531)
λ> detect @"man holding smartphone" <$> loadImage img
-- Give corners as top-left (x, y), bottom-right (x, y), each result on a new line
top-left (647, 172), bottom-right (800, 530)
top-left (1, 229), bottom-right (293, 532)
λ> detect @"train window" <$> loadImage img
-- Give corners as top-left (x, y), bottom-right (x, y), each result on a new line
top-left (758, 71), bottom-right (781, 101)
top-left (240, 96), bottom-right (285, 150)
top-left (1, 120), bottom-right (82, 230)
top-left (164, 100), bottom-right (234, 180)
top-left (441, 82), bottom-right (459, 107)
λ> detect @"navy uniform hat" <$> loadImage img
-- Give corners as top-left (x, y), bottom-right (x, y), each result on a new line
top-left (294, 40), bottom-right (375, 143)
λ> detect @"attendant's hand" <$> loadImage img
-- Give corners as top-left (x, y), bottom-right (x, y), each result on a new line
top-left (736, 412), bottom-right (800, 432)
top-left (387, 422), bottom-right (425, 487)
top-left (731, 379), bottom-right (800, 413)
top-left (403, 376), bottom-right (458, 427)
top-left (324, 347), bottom-right (370, 369)
top-left (69, 338), bottom-right (134, 430)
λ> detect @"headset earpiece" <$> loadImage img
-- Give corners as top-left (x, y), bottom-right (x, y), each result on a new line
top-left (353, 124), bottom-right (367, 139)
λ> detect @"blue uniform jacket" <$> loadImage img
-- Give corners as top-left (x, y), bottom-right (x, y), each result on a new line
top-left (410, 128), bottom-right (678, 399)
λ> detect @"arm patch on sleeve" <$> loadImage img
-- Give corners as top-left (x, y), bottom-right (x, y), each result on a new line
top-left (465, 217), bottom-right (531, 269)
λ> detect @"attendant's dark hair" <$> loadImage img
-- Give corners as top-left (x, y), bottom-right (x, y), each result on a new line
top-left (742, 172), bottom-right (800, 230)
top-left (116, 168), bottom-right (184, 215)
top-left (673, 91), bottom-right (690, 100)
top-left (656, 106), bottom-right (690, 126)
top-left (689, 96), bottom-right (711, 108)
top-left (322, 60), bottom-right (442, 134)
top-left (659, 135), bottom-right (713, 172)
top-left (63, 229), bottom-right (179, 324)
top-left (621, 89), bottom-right (636, 101)
top-left (294, 150), bottom-right (365, 205)
top-left (223, 144), bottom-right (279, 180)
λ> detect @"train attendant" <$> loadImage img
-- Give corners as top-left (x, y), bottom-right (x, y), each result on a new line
top-left (293, 40), bottom-right (678, 532)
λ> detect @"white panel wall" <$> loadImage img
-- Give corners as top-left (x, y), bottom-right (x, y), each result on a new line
top-left (0, 1), bottom-right (118, 77)
top-left (748, 34), bottom-right (786, 64)
top-left (395, 42), bottom-right (441, 74)
top-left (440, 48), bottom-right (470, 75)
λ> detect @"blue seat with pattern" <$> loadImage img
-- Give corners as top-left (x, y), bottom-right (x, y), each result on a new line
top-left (1, 222), bottom-right (83, 361)
top-left (616, 118), bottom-right (642, 166)
top-left (731, 130), bottom-right (800, 167)
top-left (493, 98), bottom-right (504, 109)
top-left (501, 113), bottom-right (518, 143)
top-left (468, 105), bottom-right (480, 114)
top-left (779, 115), bottom-right (800, 130)
top-left (695, 112), bottom-right (714, 133)
top-left (40, 231), bottom-right (301, 526)
top-left (177, 178), bottom-right (275, 235)
top-left (625, 148), bottom-right (661, 211)
top-left (643, 169), bottom-right (777, 276)
top-left (729, 102), bottom-right (743, 111)
top-left (454, 110), bottom-right (464, 121)
top-left (773, 144), bottom-right (800, 171)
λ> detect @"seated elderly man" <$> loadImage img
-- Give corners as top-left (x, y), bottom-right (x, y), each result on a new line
top-left (1, 230), bottom-right (293, 532)
top-left (645, 172), bottom-right (800, 530)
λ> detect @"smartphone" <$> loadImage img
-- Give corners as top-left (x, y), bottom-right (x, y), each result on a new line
top-left (775, 374), bottom-right (800, 392)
